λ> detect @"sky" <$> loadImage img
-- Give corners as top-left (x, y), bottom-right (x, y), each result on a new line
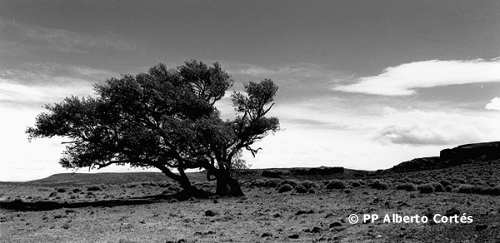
top-left (1, 0), bottom-right (500, 181)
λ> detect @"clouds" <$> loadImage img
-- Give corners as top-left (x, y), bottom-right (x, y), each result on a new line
top-left (485, 97), bottom-right (500, 111)
top-left (0, 78), bottom-right (92, 106)
top-left (374, 108), bottom-right (500, 146)
top-left (227, 63), bottom-right (351, 104)
top-left (376, 125), bottom-right (479, 146)
top-left (0, 63), bottom-right (114, 107)
top-left (335, 58), bottom-right (500, 96)
top-left (0, 18), bottom-right (136, 54)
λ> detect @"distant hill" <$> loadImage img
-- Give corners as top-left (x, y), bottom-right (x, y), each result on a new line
top-left (4, 142), bottom-right (500, 186)
top-left (390, 141), bottom-right (500, 172)
top-left (2, 167), bottom-right (371, 186)
top-left (22, 172), bottom-right (172, 186)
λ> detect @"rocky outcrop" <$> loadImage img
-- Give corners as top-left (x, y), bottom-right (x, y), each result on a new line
top-left (440, 142), bottom-right (500, 162)
top-left (390, 157), bottom-right (441, 172)
top-left (390, 141), bottom-right (500, 172)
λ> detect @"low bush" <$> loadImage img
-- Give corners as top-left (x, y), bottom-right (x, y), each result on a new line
top-left (250, 179), bottom-right (282, 188)
top-left (395, 183), bottom-right (417, 191)
top-left (326, 180), bottom-right (346, 189)
top-left (417, 184), bottom-right (434, 193)
top-left (300, 180), bottom-right (318, 189)
top-left (350, 181), bottom-right (362, 187)
top-left (457, 184), bottom-right (500, 195)
top-left (295, 184), bottom-right (308, 193)
top-left (439, 180), bottom-right (451, 187)
top-left (457, 184), bottom-right (479, 194)
top-left (483, 186), bottom-right (500, 195)
top-left (264, 179), bottom-right (282, 188)
top-left (277, 183), bottom-right (294, 193)
top-left (431, 182), bottom-right (444, 192)
top-left (445, 185), bottom-right (453, 192)
top-left (368, 180), bottom-right (388, 190)
top-left (87, 186), bottom-right (102, 191)
top-left (279, 180), bottom-right (298, 187)
top-left (291, 167), bottom-right (344, 175)
top-left (262, 170), bottom-right (282, 178)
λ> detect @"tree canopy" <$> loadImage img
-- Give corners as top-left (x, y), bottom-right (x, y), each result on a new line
top-left (27, 60), bottom-right (279, 196)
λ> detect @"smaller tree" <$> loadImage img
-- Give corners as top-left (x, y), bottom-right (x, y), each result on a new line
top-left (199, 79), bottom-right (279, 195)
top-left (27, 60), bottom-right (279, 197)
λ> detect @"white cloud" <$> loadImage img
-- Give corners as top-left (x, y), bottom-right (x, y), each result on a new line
top-left (0, 78), bottom-right (93, 105)
top-left (485, 97), bottom-right (500, 111)
top-left (376, 125), bottom-right (478, 146)
top-left (335, 58), bottom-right (500, 96)
top-left (374, 108), bottom-right (500, 146)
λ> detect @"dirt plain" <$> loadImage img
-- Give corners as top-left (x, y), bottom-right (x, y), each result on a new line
top-left (0, 161), bottom-right (499, 242)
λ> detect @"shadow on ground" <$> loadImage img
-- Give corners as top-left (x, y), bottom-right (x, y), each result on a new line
top-left (0, 194), bottom-right (179, 211)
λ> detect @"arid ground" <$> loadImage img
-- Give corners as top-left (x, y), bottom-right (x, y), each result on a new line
top-left (0, 159), bottom-right (499, 242)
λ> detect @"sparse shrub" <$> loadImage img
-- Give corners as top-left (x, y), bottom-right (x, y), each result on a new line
top-left (142, 182), bottom-right (157, 187)
top-left (204, 210), bottom-right (217, 217)
top-left (158, 183), bottom-right (170, 188)
top-left (264, 179), bottom-right (282, 188)
top-left (87, 186), bottom-right (102, 191)
top-left (445, 185), bottom-right (453, 192)
top-left (295, 184), bottom-right (308, 193)
top-left (72, 188), bottom-right (81, 193)
top-left (417, 184), bottom-right (434, 193)
top-left (457, 184), bottom-right (500, 195)
top-left (291, 167), bottom-right (344, 175)
top-left (350, 181), bottom-right (361, 187)
top-left (56, 188), bottom-right (66, 193)
top-left (249, 179), bottom-right (266, 188)
top-left (478, 186), bottom-right (500, 195)
top-left (431, 183), bottom-right (444, 192)
top-left (456, 184), bottom-right (478, 194)
top-left (308, 188), bottom-right (316, 194)
top-left (250, 179), bottom-right (282, 188)
top-left (439, 180), bottom-right (451, 187)
top-left (279, 180), bottom-right (297, 187)
top-left (485, 186), bottom-right (500, 195)
top-left (262, 170), bottom-right (282, 178)
top-left (167, 185), bottom-right (181, 192)
top-left (300, 180), bottom-right (318, 189)
top-left (125, 183), bottom-right (138, 188)
top-left (396, 183), bottom-right (417, 191)
top-left (412, 179), bottom-right (423, 185)
top-left (472, 178), bottom-right (484, 185)
top-left (326, 180), bottom-right (346, 189)
top-left (444, 207), bottom-right (460, 217)
top-left (277, 183), bottom-right (294, 193)
top-left (369, 180), bottom-right (388, 190)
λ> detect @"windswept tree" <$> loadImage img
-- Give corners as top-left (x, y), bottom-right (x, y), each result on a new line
top-left (27, 60), bottom-right (279, 197)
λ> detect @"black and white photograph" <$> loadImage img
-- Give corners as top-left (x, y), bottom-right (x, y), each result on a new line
top-left (0, 0), bottom-right (499, 242)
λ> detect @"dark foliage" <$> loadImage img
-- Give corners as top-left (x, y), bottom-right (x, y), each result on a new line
top-left (368, 180), bottom-right (388, 190)
top-left (326, 180), bottom-right (346, 189)
top-left (290, 167), bottom-right (344, 175)
top-left (27, 60), bottom-right (279, 197)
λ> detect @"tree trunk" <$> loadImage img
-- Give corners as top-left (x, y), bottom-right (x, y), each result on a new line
top-left (158, 166), bottom-right (208, 199)
top-left (215, 171), bottom-right (244, 197)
